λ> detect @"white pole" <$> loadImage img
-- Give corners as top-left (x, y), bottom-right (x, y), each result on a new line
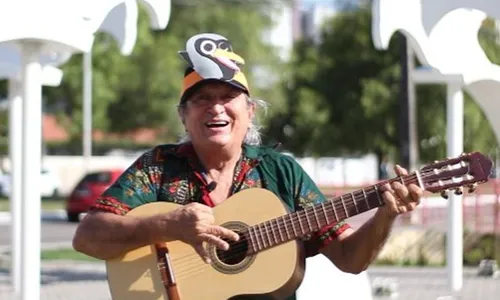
top-left (8, 79), bottom-right (22, 297)
top-left (83, 51), bottom-right (92, 169)
top-left (446, 82), bottom-right (464, 294)
top-left (20, 42), bottom-right (42, 300)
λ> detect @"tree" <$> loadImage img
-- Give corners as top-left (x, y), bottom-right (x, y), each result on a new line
top-left (43, 0), bottom-right (287, 144)
top-left (266, 7), bottom-right (500, 164)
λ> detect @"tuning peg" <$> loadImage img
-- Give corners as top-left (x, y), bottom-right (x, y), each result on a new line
top-left (454, 187), bottom-right (463, 195)
top-left (440, 190), bottom-right (449, 199)
top-left (434, 160), bottom-right (440, 164)
top-left (460, 152), bottom-right (468, 156)
top-left (468, 183), bottom-right (478, 193)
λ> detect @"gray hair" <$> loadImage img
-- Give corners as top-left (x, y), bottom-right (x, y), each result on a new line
top-left (178, 95), bottom-right (269, 145)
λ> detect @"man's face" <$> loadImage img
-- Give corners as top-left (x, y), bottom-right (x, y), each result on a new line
top-left (181, 82), bottom-right (254, 149)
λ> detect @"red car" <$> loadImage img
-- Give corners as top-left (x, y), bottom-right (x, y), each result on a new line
top-left (65, 169), bottom-right (124, 222)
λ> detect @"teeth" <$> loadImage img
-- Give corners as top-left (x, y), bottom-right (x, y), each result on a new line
top-left (206, 121), bottom-right (228, 126)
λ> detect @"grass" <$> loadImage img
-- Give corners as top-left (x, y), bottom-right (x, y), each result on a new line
top-left (0, 197), bottom-right (65, 211)
top-left (1, 248), bottom-right (99, 262)
top-left (40, 248), bottom-right (99, 262)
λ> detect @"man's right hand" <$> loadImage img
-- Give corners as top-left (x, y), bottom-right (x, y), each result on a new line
top-left (160, 202), bottom-right (239, 264)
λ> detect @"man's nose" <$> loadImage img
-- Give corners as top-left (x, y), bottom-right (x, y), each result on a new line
top-left (207, 98), bottom-right (226, 114)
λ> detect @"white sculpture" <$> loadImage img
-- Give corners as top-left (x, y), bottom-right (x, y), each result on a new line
top-left (372, 0), bottom-right (500, 142)
top-left (84, 0), bottom-right (171, 56)
top-left (79, 0), bottom-right (171, 164)
top-left (371, 0), bottom-right (500, 295)
top-left (0, 42), bottom-right (67, 300)
top-left (297, 254), bottom-right (373, 300)
top-left (0, 1), bottom-right (171, 300)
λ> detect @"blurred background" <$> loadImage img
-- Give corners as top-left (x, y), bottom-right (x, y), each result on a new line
top-left (0, 0), bottom-right (499, 299)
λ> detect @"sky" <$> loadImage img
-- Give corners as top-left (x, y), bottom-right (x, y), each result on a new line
top-left (301, 0), bottom-right (342, 10)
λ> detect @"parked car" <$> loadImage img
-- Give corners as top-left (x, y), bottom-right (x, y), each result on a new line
top-left (0, 167), bottom-right (61, 198)
top-left (65, 169), bottom-right (123, 222)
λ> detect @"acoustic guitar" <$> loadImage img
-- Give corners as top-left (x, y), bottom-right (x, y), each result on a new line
top-left (106, 152), bottom-right (492, 300)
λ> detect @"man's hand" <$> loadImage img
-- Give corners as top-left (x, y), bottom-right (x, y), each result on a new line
top-left (378, 164), bottom-right (423, 219)
top-left (163, 202), bottom-right (239, 264)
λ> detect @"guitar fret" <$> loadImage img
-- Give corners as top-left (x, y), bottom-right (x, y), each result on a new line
top-left (340, 195), bottom-right (349, 217)
top-left (282, 216), bottom-right (290, 240)
top-left (415, 170), bottom-right (424, 189)
top-left (351, 192), bottom-right (359, 214)
top-left (269, 221), bottom-right (277, 244)
top-left (264, 222), bottom-right (272, 246)
top-left (331, 200), bottom-right (339, 221)
top-left (362, 189), bottom-right (369, 210)
top-left (312, 206), bottom-right (320, 229)
top-left (259, 224), bottom-right (267, 248)
top-left (291, 215), bottom-right (297, 237)
top-left (305, 209), bottom-right (312, 231)
top-left (275, 218), bottom-right (283, 242)
top-left (297, 212), bottom-right (304, 234)
top-left (321, 202), bottom-right (329, 224)
top-left (374, 185), bottom-right (383, 205)
top-left (248, 228), bottom-right (257, 252)
top-left (253, 227), bottom-right (262, 251)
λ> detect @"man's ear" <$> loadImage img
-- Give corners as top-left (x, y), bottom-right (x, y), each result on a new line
top-left (248, 101), bottom-right (255, 123)
top-left (177, 105), bottom-right (186, 125)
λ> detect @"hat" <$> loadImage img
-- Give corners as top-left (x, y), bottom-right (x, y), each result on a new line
top-left (178, 33), bottom-right (250, 103)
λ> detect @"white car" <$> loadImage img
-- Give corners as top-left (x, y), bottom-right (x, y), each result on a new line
top-left (0, 167), bottom-right (61, 198)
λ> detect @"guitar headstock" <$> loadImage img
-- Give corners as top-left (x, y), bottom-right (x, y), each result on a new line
top-left (420, 152), bottom-right (493, 198)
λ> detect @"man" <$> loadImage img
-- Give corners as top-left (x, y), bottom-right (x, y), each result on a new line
top-left (73, 33), bottom-right (423, 299)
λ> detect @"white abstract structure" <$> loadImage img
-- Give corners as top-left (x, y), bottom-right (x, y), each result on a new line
top-left (80, 0), bottom-right (171, 169)
top-left (0, 43), bottom-right (68, 300)
top-left (0, 4), bottom-right (93, 298)
top-left (0, 1), bottom-right (170, 300)
top-left (372, 0), bottom-right (500, 295)
top-left (297, 255), bottom-right (373, 300)
top-left (86, 0), bottom-right (171, 56)
top-left (372, 0), bottom-right (500, 142)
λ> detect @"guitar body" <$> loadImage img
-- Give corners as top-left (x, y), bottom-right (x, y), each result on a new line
top-left (106, 188), bottom-right (306, 300)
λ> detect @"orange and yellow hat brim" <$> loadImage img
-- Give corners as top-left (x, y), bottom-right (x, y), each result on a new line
top-left (180, 69), bottom-right (250, 103)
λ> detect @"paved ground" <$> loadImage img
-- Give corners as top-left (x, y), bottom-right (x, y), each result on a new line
top-left (0, 261), bottom-right (498, 300)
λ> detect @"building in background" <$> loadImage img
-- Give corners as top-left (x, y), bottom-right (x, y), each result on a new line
top-left (301, 1), bottom-right (339, 43)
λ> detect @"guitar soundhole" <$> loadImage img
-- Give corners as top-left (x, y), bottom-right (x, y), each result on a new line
top-left (216, 236), bottom-right (249, 265)
top-left (209, 221), bottom-right (256, 274)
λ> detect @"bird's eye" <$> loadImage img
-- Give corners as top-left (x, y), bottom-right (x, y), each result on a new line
top-left (200, 40), bottom-right (217, 55)
top-left (218, 41), bottom-right (232, 51)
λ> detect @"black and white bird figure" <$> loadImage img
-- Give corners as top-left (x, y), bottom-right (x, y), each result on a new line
top-left (178, 33), bottom-right (245, 81)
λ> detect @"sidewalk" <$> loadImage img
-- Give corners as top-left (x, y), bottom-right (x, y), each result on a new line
top-left (0, 260), bottom-right (110, 300)
top-left (1, 261), bottom-right (499, 300)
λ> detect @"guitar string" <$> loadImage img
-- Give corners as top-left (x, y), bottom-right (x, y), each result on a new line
top-left (169, 171), bottom-right (441, 274)
top-left (169, 177), bottom-right (432, 280)
top-left (169, 176), bottom-right (420, 277)
top-left (167, 168), bottom-right (470, 278)
top-left (167, 170), bottom-right (449, 274)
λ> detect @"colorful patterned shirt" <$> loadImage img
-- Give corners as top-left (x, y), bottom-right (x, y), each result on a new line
top-left (92, 142), bottom-right (350, 300)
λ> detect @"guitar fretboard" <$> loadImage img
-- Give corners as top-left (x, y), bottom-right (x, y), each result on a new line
top-left (244, 174), bottom-right (420, 254)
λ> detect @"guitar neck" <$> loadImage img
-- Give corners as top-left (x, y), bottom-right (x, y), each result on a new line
top-left (245, 173), bottom-right (421, 254)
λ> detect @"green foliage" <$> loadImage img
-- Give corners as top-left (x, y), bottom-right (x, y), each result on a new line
top-left (42, 1), bottom-right (287, 144)
top-left (0, 5), bottom-right (498, 162)
top-left (265, 8), bottom-right (403, 157)
top-left (463, 233), bottom-right (500, 266)
top-left (265, 8), bottom-right (500, 163)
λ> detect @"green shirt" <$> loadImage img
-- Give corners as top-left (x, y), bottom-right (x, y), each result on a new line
top-left (93, 142), bottom-right (350, 300)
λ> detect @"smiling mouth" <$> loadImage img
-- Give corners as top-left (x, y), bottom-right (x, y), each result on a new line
top-left (205, 121), bottom-right (229, 128)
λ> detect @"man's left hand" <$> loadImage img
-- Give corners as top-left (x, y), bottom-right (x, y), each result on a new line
top-left (379, 164), bottom-right (423, 219)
